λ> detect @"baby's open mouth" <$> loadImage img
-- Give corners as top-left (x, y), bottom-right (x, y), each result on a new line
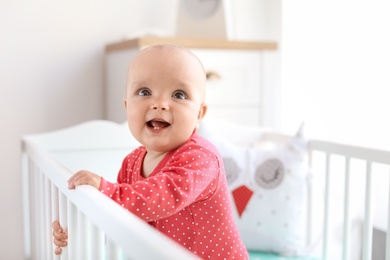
top-left (146, 119), bottom-right (171, 130)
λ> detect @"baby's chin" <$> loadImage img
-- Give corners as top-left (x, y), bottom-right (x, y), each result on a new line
top-left (146, 136), bottom-right (191, 153)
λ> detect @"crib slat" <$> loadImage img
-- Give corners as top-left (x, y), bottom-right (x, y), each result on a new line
top-left (106, 238), bottom-right (124, 260)
top-left (33, 169), bottom-right (39, 259)
top-left (38, 170), bottom-right (46, 259)
top-left (342, 157), bottom-right (351, 260)
top-left (78, 209), bottom-right (91, 259)
top-left (67, 200), bottom-right (78, 260)
top-left (90, 223), bottom-right (105, 260)
top-left (362, 162), bottom-right (373, 260)
top-left (51, 183), bottom-right (59, 260)
top-left (386, 168), bottom-right (390, 260)
top-left (322, 153), bottom-right (331, 260)
top-left (30, 161), bottom-right (38, 259)
top-left (44, 176), bottom-right (52, 259)
top-left (21, 154), bottom-right (32, 259)
top-left (34, 168), bottom-right (43, 257)
top-left (59, 192), bottom-right (68, 259)
top-left (27, 158), bottom-right (35, 258)
top-left (307, 151), bottom-right (313, 245)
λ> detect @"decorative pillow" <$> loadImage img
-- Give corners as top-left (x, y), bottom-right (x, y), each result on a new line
top-left (199, 119), bottom-right (312, 256)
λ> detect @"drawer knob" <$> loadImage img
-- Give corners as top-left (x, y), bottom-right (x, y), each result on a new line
top-left (206, 70), bottom-right (221, 81)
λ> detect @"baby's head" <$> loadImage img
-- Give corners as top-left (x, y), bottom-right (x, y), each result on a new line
top-left (124, 44), bottom-right (208, 153)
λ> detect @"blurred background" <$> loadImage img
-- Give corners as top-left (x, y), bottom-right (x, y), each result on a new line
top-left (1, 0), bottom-right (389, 259)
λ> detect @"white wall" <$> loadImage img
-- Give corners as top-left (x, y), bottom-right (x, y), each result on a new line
top-left (0, 1), bottom-right (177, 259)
top-left (281, 0), bottom-right (390, 231)
top-left (281, 0), bottom-right (390, 151)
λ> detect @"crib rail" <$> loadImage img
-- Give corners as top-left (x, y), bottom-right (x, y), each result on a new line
top-left (22, 136), bottom-right (198, 260)
top-left (308, 140), bottom-right (390, 260)
top-left (21, 120), bottom-right (390, 260)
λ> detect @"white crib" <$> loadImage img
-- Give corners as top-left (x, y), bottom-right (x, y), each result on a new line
top-left (21, 120), bottom-right (390, 260)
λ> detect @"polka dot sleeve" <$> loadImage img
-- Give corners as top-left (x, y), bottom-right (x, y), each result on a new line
top-left (99, 141), bottom-right (221, 222)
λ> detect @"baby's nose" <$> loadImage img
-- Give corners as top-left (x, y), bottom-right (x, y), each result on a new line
top-left (151, 101), bottom-right (168, 110)
top-left (152, 105), bottom-right (166, 110)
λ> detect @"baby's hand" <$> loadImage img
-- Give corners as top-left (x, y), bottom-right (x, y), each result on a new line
top-left (68, 170), bottom-right (102, 190)
top-left (52, 220), bottom-right (68, 255)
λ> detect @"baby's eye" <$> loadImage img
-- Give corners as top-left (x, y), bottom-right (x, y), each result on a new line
top-left (137, 88), bottom-right (151, 96)
top-left (172, 90), bottom-right (188, 100)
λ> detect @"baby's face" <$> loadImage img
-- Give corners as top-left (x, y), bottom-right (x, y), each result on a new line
top-left (124, 45), bottom-right (207, 153)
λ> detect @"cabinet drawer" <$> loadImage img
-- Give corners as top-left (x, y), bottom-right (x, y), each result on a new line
top-left (191, 49), bottom-right (263, 106)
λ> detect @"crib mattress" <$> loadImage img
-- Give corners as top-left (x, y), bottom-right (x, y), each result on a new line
top-left (249, 251), bottom-right (317, 260)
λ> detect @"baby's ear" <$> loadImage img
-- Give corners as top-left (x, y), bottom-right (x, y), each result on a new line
top-left (195, 104), bottom-right (208, 129)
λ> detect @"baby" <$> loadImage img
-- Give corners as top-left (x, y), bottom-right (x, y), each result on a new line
top-left (53, 44), bottom-right (249, 259)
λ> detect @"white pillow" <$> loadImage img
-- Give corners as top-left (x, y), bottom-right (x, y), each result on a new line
top-left (199, 120), bottom-right (313, 256)
top-left (198, 117), bottom-right (271, 146)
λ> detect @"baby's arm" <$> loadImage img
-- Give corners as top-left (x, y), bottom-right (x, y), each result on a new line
top-left (100, 144), bottom-right (219, 221)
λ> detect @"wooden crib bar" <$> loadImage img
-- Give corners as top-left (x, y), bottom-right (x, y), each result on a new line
top-left (22, 137), bottom-right (198, 260)
top-left (342, 157), bottom-right (351, 260)
top-left (362, 162), bottom-right (373, 260)
top-left (309, 140), bottom-right (390, 260)
top-left (387, 176), bottom-right (390, 260)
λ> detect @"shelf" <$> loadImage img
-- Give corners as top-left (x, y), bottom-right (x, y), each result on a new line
top-left (105, 36), bottom-right (277, 52)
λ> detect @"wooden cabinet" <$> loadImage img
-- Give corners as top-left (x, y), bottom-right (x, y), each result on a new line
top-left (104, 37), bottom-right (278, 126)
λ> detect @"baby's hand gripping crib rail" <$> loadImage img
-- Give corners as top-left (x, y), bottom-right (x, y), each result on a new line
top-left (21, 120), bottom-right (390, 260)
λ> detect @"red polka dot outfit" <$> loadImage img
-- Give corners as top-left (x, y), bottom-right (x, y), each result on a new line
top-left (99, 132), bottom-right (248, 259)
